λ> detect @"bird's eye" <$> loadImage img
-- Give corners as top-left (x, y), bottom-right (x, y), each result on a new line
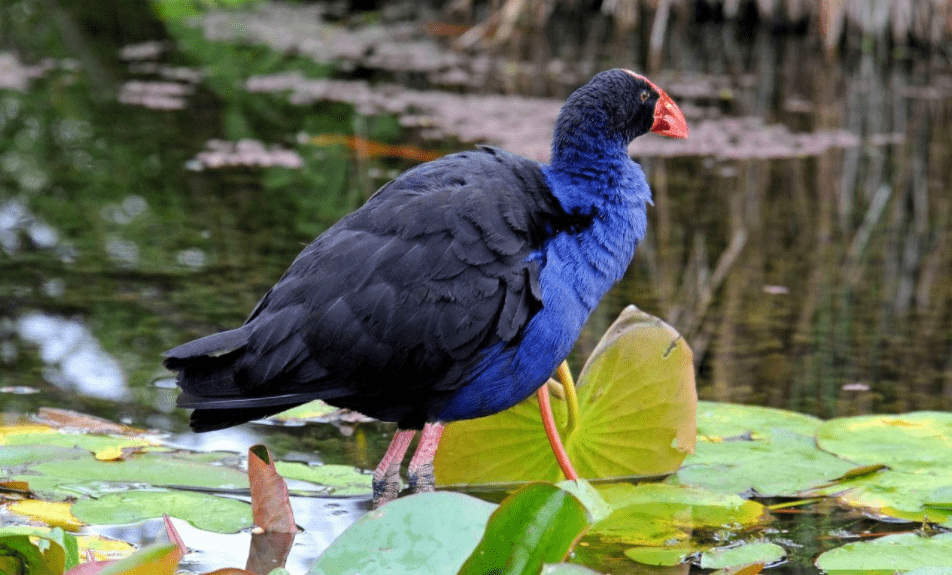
top-left (640, 90), bottom-right (649, 103)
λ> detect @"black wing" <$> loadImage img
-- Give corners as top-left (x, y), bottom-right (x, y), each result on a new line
top-left (164, 146), bottom-right (567, 428)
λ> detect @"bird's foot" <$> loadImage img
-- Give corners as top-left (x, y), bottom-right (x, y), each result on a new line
top-left (406, 422), bottom-right (444, 494)
top-left (371, 470), bottom-right (402, 507)
top-left (406, 461), bottom-right (435, 493)
top-left (371, 428), bottom-right (416, 509)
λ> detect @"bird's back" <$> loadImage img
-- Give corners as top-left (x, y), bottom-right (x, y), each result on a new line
top-left (164, 146), bottom-right (579, 430)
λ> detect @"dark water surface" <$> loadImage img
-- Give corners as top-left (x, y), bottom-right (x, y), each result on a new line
top-left (2, 0), bottom-right (951, 572)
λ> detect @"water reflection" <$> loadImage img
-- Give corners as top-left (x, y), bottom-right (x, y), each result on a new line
top-left (15, 312), bottom-right (128, 400)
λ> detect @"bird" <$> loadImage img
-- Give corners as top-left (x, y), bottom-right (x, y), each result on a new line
top-left (163, 69), bottom-right (688, 506)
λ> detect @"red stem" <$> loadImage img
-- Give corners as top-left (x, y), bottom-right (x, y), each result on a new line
top-left (537, 384), bottom-right (579, 481)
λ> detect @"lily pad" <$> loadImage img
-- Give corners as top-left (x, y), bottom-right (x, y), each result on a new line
top-left (695, 401), bottom-right (822, 441)
top-left (6, 500), bottom-right (84, 530)
top-left (0, 444), bottom-right (88, 467)
top-left (590, 483), bottom-right (770, 547)
top-left (71, 489), bottom-right (252, 533)
top-left (816, 412), bottom-right (952, 469)
top-left (809, 468), bottom-right (952, 523)
top-left (675, 430), bottom-right (857, 496)
top-left (459, 483), bottom-right (589, 575)
top-left (0, 424), bottom-right (157, 455)
top-left (623, 545), bottom-right (692, 566)
top-left (15, 451), bottom-right (248, 499)
top-left (814, 532), bottom-right (952, 575)
top-left (274, 461), bottom-right (371, 496)
top-left (307, 492), bottom-right (496, 575)
top-left (435, 306), bottom-right (696, 485)
top-left (699, 542), bottom-right (786, 569)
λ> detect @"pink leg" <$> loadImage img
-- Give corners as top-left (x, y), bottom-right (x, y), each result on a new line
top-left (372, 428), bottom-right (416, 507)
top-left (407, 422), bottom-right (445, 493)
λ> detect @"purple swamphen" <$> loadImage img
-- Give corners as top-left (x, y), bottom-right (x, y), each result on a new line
top-left (163, 69), bottom-right (689, 506)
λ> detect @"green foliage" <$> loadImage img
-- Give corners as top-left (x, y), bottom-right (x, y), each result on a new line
top-left (458, 483), bottom-right (589, 575)
top-left (0, 527), bottom-right (78, 575)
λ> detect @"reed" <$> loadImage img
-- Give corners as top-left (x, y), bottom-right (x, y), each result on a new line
top-left (452, 0), bottom-right (952, 48)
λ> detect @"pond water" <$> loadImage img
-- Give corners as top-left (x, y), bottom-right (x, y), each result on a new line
top-left (1, 0), bottom-right (951, 572)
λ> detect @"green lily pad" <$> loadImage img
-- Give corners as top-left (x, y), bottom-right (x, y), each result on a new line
top-left (0, 445), bottom-right (88, 467)
top-left (459, 483), bottom-right (589, 575)
top-left (814, 532), bottom-right (952, 575)
top-left (675, 430), bottom-right (857, 496)
top-left (816, 412), bottom-right (952, 469)
top-left (809, 468), bottom-right (952, 523)
top-left (14, 451), bottom-right (248, 499)
top-left (274, 461), bottom-right (371, 496)
top-left (71, 489), bottom-right (252, 533)
top-left (699, 542), bottom-right (786, 569)
top-left (623, 545), bottom-right (692, 566)
top-left (435, 306), bottom-right (696, 485)
top-left (2, 429), bottom-right (155, 454)
top-left (590, 483), bottom-right (770, 547)
top-left (307, 492), bottom-right (496, 575)
top-left (695, 401), bottom-right (822, 441)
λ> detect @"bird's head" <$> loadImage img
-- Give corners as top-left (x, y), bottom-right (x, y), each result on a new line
top-left (552, 69), bottom-right (688, 161)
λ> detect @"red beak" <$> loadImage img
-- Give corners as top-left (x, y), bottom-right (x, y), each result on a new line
top-left (624, 71), bottom-right (689, 139)
top-left (650, 88), bottom-right (689, 139)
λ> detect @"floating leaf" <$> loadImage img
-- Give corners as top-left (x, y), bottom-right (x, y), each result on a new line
top-left (435, 306), bottom-right (696, 485)
top-left (0, 444), bottom-right (88, 467)
top-left (13, 451), bottom-right (248, 500)
top-left (590, 483), bottom-right (770, 548)
top-left (695, 401), bottom-right (822, 441)
top-left (307, 492), bottom-right (495, 575)
top-left (266, 400), bottom-right (373, 425)
top-left (675, 430), bottom-right (857, 496)
top-left (7, 500), bottom-right (84, 530)
top-left (459, 483), bottom-right (589, 575)
top-left (1, 428), bottom-right (156, 456)
top-left (274, 461), bottom-right (371, 496)
top-left (814, 533), bottom-right (952, 575)
top-left (699, 542), bottom-right (786, 569)
top-left (71, 489), bottom-right (251, 533)
top-left (623, 545), bottom-right (692, 566)
top-left (816, 412), bottom-right (952, 469)
top-left (809, 468), bottom-right (952, 523)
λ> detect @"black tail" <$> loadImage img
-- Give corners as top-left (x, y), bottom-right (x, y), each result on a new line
top-left (163, 326), bottom-right (251, 400)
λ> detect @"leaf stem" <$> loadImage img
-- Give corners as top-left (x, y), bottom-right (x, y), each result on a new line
top-left (556, 361), bottom-right (580, 437)
top-left (536, 384), bottom-right (579, 481)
